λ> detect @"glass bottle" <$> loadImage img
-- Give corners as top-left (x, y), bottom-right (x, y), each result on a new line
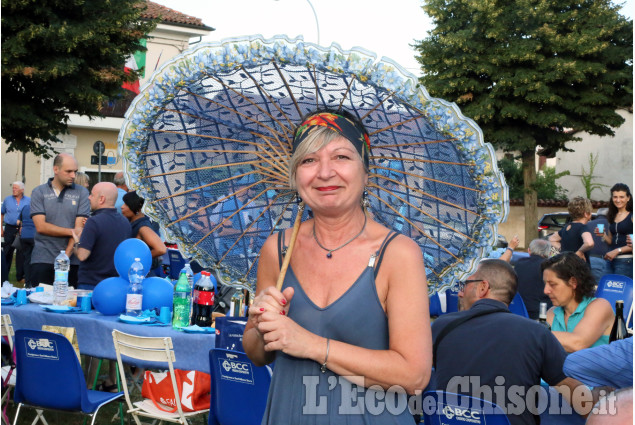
top-left (609, 300), bottom-right (627, 342)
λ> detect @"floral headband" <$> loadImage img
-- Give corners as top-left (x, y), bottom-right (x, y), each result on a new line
top-left (292, 112), bottom-right (371, 169)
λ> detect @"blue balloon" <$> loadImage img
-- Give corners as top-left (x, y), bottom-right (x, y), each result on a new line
top-left (142, 277), bottom-right (174, 311)
top-left (114, 238), bottom-right (152, 280)
top-left (92, 277), bottom-right (128, 315)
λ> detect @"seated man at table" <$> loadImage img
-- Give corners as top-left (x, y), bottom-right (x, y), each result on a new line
top-left (432, 259), bottom-right (598, 425)
top-left (71, 182), bottom-right (131, 391)
top-left (71, 182), bottom-right (131, 289)
top-left (564, 337), bottom-right (633, 389)
top-left (512, 238), bottom-right (553, 319)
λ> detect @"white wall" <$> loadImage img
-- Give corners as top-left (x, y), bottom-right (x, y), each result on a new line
top-left (554, 109), bottom-right (633, 201)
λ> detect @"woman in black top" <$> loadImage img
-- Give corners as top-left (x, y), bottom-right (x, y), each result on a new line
top-left (121, 191), bottom-right (167, 276)
top-left (549, 197), bottom-right (594, 264)
top-left (596, 183), bottom-right (633, 278)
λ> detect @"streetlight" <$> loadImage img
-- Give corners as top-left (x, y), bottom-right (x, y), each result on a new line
top-left (275, 0), bottom-right (320, 45)
top-left (305, 0), bottom-right (320, 45)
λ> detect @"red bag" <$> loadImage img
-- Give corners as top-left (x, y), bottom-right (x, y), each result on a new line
top-left (141, 369), bottom-right (211, 412)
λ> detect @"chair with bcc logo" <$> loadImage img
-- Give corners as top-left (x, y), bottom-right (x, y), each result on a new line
top-left (12, 329), bottom-right (123, 425)
top-left (111, 329), bottom-right (209, 425)
top-left (421, 390), bottom-right (510, 425)
top-left (508, 292), bottom-right (529, 318)
top-left (595, 274), bottom-right (633, 330)
top-left (208, 348), bottom-right (272, 425)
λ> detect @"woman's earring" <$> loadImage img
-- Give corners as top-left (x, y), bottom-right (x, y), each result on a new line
top-left (362, 189), bottom-right (370, 209)
top-left (296, 193), bottom-right (302, 204)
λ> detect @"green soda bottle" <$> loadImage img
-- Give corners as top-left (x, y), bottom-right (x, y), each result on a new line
top-left (172, 272), bottom-right (191, 329)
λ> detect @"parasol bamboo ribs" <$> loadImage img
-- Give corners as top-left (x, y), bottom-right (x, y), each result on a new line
top-left (276, 202), bottom-right (305, 291)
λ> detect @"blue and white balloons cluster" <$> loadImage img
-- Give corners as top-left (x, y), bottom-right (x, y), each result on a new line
top-left (92, 239), bottom-right (173, 315)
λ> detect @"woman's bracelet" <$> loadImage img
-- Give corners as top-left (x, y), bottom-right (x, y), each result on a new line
top-left (320, 338), bottom-right (330, 373)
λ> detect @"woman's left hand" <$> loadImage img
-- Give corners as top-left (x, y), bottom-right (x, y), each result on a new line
top-left (257, 309), bottom-right (319, 360)
top-left (604, 249), bottom-right (619, 261)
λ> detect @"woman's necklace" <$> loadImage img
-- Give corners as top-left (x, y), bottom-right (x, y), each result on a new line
top-left (313, 214), bottom-right (367, 259)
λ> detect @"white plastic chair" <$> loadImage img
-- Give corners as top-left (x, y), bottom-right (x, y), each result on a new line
top-left (111, 330), bottom-right (209, 425)
top-left (1, 314), bottom-right (15, 425)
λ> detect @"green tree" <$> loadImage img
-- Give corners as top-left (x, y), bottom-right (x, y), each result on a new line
top-left (416, 0), bottom-right (632, 241)
top-left (1, 0), bottom-right (157, 157)
top-left (498, 157), bottom-right (569, 200)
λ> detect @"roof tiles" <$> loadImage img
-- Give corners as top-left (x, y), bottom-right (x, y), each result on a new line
top-left (143, 1), bottom-right (213, 30)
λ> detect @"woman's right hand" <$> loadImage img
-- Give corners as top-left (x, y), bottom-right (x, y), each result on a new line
top-left (593, 227), bottom-right (606, 239)
top-left (248, 286), bottom-right (293, 335)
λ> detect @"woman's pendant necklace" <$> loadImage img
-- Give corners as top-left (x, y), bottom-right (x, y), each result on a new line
top-left (313, 214), bottom-right (367, 259)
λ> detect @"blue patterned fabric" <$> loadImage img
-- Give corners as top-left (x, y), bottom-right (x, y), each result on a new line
top-left (119, 35), bottom-right (508, 293)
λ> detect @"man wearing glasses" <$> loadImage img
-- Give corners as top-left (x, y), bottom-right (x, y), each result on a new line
top-left (431, 259), bottom-right (601, 425)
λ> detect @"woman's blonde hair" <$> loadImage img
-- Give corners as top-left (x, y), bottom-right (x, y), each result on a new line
top-left (288, 126), bottom-right (364, 190)
top-left (567, 196), bottom-right (592, 220)
top-left (75, 172), bottom-right (90, 189)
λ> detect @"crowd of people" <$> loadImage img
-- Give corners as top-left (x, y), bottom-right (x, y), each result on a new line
top-left (1, 113), bottom-right (632, 424)
top-left (1, 156), bottom-right (166, 290)
top-left (242, 110), bottom-right (632, 424)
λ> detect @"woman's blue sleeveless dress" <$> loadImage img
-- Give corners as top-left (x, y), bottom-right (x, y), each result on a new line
top-left (260, 231), bottom-right (416, 424)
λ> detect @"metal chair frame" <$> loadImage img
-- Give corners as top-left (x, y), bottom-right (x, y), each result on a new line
top-left (112, 329), bottom-right (208, 425)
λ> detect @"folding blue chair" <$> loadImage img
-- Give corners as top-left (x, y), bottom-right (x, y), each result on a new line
top-left (429, 293), bottom-right (443, 317)
top-left (422, 390), bottom-right (510, 425)
top-left (595, 274), bottom-right (633, 329)
top-left (445, 289), bottom-right (459, 313)
top-left (508, 292), bottom-right (529, 318)
top-left (12, 329), bottom-right (123, 425)
top-left (208, 348), bottom-right (272, 425)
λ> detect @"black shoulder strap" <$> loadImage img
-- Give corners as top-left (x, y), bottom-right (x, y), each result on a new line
top-left (433, 307), bottom-right (509, 368)
top-left (374, 231), bottom-right (400, 278)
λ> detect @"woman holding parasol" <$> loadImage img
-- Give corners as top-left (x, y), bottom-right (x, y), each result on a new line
top-left (244, 110), bottom-right (432, 423)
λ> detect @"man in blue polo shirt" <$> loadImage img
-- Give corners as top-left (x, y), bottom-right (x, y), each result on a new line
top-left (431, 259), bottom-right (597, 425)
top-left (1, 181), bottom-right (29, 282)
top-left (71, 182), bottom-right (131, 289)
top-left (30, 154), bottom-right (90, 286)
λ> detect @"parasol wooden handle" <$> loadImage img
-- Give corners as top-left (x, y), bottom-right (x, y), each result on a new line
top-left (276, 202), bottom-right (305, 291)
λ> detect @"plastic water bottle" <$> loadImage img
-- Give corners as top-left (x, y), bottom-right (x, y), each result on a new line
top-left (181, 263), bottom-right (195, 323)
top-left (53, 250), bottom-right (70, 305)
top-left (172, 271), bottom-right (191, 329)
top-left (126, 258), bottom-right (145, 316)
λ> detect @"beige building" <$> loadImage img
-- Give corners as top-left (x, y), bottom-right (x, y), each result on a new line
top-left (1, 2), bottom-right (213, 200)
top-left (553, 108), bottom-right (633, 201)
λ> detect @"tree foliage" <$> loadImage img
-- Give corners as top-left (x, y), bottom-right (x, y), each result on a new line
top-left (416, 0), bottom-right (632, 239)
top-left (498, 157), bottom-right (569, 200)
top-left (1, 0), bottom-right (157, 157)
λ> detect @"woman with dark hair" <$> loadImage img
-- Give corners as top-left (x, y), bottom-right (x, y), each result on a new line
top-left (121, 191), bottom-right (167, 276)
top-left (595, 183), bottom-right (633, 278)
top-left (542, 252), bottom-right (613, 352)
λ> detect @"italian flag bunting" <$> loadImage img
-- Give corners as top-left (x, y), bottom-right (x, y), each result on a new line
top-left (122, 39), bottom-right (147, 95)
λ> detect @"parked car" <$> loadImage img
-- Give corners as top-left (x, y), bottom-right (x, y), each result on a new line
top-left (537, 212), bottom-right (598, 238)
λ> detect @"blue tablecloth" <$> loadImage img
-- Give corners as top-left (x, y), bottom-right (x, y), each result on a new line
top-left (3, 303), bottom-right (216, 373)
